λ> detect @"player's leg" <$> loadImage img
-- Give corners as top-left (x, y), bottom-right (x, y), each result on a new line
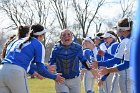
top-left (102, 73), bottom-right (113, 93)
top-left (118, 69), bottom-right (132, 93)
top-left (98, 85), bottom-right (105, 93)
top-left (84, 71), bottom-right (94, 93)
top-left (67, 76), bottom-right (81, 93)
top-left (55, 81), bottom-right (69, 93)
top-left (0, 65), bottom-right (11, 93)
top-left (111, 73), bottom-right (120, 93)
top-left (4, 64), bottom-right (29, 93)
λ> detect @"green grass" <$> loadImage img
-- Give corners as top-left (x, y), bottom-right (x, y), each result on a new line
top-left (28, 78), bottom-right (99, 93)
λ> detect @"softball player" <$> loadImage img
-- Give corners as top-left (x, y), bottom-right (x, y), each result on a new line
top-left (48, 29), bottom-right (92, 93)
top-left (92, 18), bottom-right (133, 93)
top-left (0, 24), bottom-right (64, 93)
top-left (81, 37), bottom-right (95, 93)
top-left (93, 32), bottom-right (107, 93)
top-left (97, 31), bottom-right (120, 93)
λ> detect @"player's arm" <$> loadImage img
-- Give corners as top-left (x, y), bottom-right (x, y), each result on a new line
top-left (98, 57), bottom-right (122, 67)
top-left (48, 46), bottom-right (57, 65)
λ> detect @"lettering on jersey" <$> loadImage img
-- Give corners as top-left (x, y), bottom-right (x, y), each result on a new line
top-left (22, 42), bottom-right (31, 49)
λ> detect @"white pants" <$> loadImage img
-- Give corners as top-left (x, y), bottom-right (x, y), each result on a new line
top-left (102, 73), bottom-right (114, 93)
top-left (0, 64), bottom-right (28, 93)
top-left (111, 73), bottom-right (120, 93)
top-left (118, 68), bottom-right (132, 93)
top-left (55, 76), bottom-right (81, 93)
top-left (84, 71), bottom-right (94, 93)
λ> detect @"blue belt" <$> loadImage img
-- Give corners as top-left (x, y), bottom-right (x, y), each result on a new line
top-left (65, 75), bottom-right (79, 79)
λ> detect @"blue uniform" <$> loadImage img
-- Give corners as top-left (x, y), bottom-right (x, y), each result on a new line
top-left (100, 41), bottom-right (120, 93)
top-left (49, 41), bottom-right (88, 93)
top-left (82, 48), bottom-right (94, 93)
top-left (2, 37), bottom-right (56, 79)
top-left (98, 35), bottom-right (132, 93)
top-left (49, 42), bottom-right (87, 79)
top-left (0, 37), bottom-right (57, 93)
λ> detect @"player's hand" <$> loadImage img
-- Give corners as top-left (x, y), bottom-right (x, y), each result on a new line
top-left (47, 64), bottom-right (56, 73)
top-left (80, 69), bottom-right (86, 81)
top-left (90, 61), bottom-right (98, 69)
top-left (99, 67), bottom-right (109, 76)
top-left (33, 72), bottom-right (45, 80)
top-left (90, 69), bottom-right (100, 79)
top-left (98, 79), bottom-right (104, 87)
top-left (55, 73), bottom-right (65, 84)
top-left (80, 69), bottom-right (86, 75)
top-left (80, 74), bottom-right (84, 81)
top-left (98, 50), bottom-right (105, 56)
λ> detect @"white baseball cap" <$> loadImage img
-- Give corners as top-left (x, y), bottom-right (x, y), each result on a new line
top-left (102, 32), bottom-right (116, 39)
top-left (82, 37), bottom-right (94, 44)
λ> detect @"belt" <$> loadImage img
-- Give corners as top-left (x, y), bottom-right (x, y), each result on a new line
top-left (65, 75), bottom-right (79, 79)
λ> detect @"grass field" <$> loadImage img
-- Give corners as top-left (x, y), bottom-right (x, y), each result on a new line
top-left (28, 78), bottom-right (99, 93)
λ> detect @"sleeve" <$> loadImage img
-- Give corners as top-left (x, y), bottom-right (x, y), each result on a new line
top-left (101, 73), bottom-right (110, 81)
top-left (48, 46), bottom-right (58, 65)
top-left (28, 68), bottom-right (35, 75)
top-left (98, 57), bottom-right (122, 67)
top-left (33, 41), bottom-right (57, 80)
top-left (83, 49), bottom-right (91, 62)
top-left (28, 63), bottom-right (48, 75)
top-left (36, 62), bottom-right (57, 80)
top-left (82, 49), bottom-right (91, 68)
top-left (111, 43), bottom-right (119, 55)
top-left (116, 60), bottom-right (129, 71)
top-left (34, 42), bottom-right (45, 63)
top-left (104, 52), bottom-right (114, 59)
top-left (96, 54), bottom-right (102, 61)
top-left (77, 45), bottom-right (91, 70)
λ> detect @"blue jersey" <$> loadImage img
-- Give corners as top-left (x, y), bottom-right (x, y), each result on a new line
top-left (49, 42), bottom-right (87, 79)
top-left (100, 41), bottom-right (119, 81)
top-left (98, 37), bottom-right (131, 71)
top-left (82, 48), bottom-right (94, 68)
top-left (2, 37), bottom-right (56, 80)
top-left (83, 48), bottom-right (94, 63)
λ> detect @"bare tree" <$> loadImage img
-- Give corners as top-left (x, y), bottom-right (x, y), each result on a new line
top-left (49, 0), bottom-right (69, 29)
top-left (119, 0), bottom-right (136, 18)
top-left (0, 0), bottom-right (51, 29)
top-left (72, 0), bottom-right (105, 38)
top-left (0, 30), bottom-right (7, 54)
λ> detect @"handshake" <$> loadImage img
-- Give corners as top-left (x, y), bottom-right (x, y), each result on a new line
top-left (46, 64), bottom-right (65, 84)
top-left (32, 64), bottom-right (65, 84)
top-left (88, 61), bottom-right (110, 80)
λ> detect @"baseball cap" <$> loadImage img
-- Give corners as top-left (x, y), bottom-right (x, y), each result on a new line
top-left (102, 32), bottom-right (116, 39)
top-left (83, 37), bottom-right (94, 44)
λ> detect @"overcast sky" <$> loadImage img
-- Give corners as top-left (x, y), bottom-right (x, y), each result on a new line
top-left (0, 0), bottom-right (137, 38)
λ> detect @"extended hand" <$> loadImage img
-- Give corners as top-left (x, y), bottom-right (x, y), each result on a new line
top-left (90, 69), bottom-right (100, 79)
top-left (47, 64), bottom-right (56, 73)
top-left (90, 61), bottom-right (98, 69)
top-left (33, 72), bottom-right (45, 80)
top-left (99, 67), bottom-right (109, 76)
top-left (55, 73), bottom-right (65, 84)
top-left (98, 79), bottom-right (104, 87)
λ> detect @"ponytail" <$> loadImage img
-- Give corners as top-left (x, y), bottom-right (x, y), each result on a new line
top-left (18, 36), bottom-right (32, 49)
top-left (1, 35), bottom-right (16, 59)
